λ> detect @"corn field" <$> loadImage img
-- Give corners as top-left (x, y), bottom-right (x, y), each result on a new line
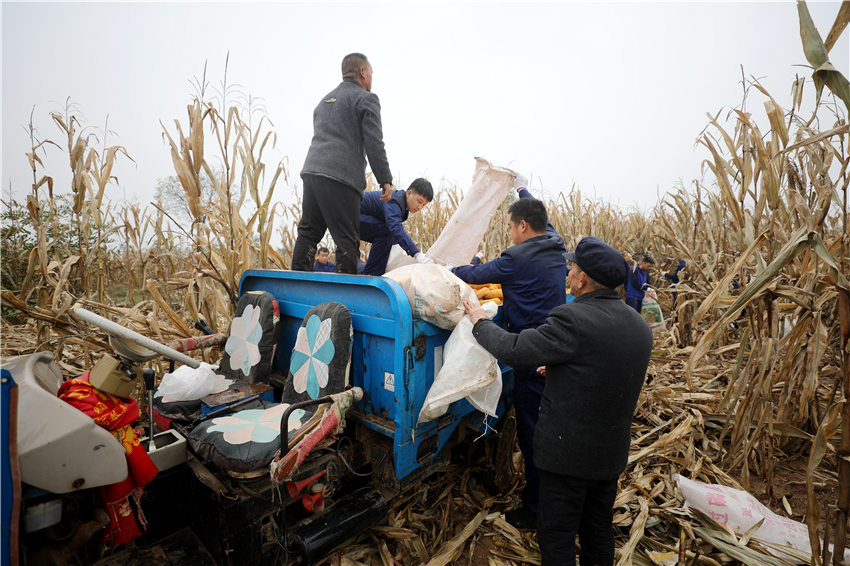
top-left (2, 3), bottom-right (850, 565)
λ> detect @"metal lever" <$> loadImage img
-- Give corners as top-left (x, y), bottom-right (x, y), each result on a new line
top-left (142, 368), bottom-right (158, 451)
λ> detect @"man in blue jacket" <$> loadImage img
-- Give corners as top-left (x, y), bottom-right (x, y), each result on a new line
top-left (624, 252), bottom-right (655, 313)
top-left (313, 247), bottom-right (336, 272)
top-left (291, 53), bottom-right (394, 274)
top-left (451, 191), bottom-right (566, 529)
top-left (360, 178), bottom-right (433, 275)
top-left (662, 258), bottom-right (686, 313)
top-left (464, 237), bottom-right (652, 566)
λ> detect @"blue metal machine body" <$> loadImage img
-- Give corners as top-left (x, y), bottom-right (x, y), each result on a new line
top-left (2, 369), bottom-right (16, 566)
top-left (239, 269), bottom-right (510, 482)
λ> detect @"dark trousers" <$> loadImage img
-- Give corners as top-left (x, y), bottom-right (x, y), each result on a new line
top-left (538, 470), bottom-right (618, 566)
top-left (625, 296), bottom-right (642, 313)
top-left (513, 367), bottom-right (545, 513)
top-left (291, 175), bottom-right (361, 274)
top-left (670, 285), bottom-right (679, 323)
top-left (360, 215), bottom-right (394, 275)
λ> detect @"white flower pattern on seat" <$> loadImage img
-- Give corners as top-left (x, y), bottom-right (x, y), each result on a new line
top-left (207, 404), bottom-right (307, 445)
top-left (225, 304), bottom-right (263, 376)
top-left (289, 315), bottom-right (335, 399)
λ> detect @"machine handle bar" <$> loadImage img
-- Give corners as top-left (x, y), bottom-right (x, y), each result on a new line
top-left (72, 305), bottom-right (201, 369)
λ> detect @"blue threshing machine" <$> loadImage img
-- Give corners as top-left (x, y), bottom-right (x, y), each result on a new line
top-left (4, 270), bottom-right (515, 565)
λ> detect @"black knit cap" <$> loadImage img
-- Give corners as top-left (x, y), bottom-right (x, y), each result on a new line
top-left (565, 237), bottom-right (628, 289)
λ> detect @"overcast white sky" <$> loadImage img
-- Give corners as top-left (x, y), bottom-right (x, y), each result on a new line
top-left (2, 1), bottom-right (848, 212)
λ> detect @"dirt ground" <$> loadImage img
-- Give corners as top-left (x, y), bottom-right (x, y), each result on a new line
top-left (470, 534), bottom-right (506, 566)
top-left (748, 451), bottom-right (840, 531)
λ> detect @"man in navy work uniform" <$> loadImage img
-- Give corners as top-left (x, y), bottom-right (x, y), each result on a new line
top-left (291, 52), bottom-right (394, 274)
top-left (360, 178), bottom-right (433, 275)
top-left (313, 247), bottom-right (336, 272)
top-left (464, 236), bottom-right (653, 566)
top-left (662, 258), bottom-right (686, 315)
top-left (451, 190), bottom-right (566, 529)
top-left (515, 182), bottom-right (569, 264)
top-left (624, 252), bottom-right (655, 313)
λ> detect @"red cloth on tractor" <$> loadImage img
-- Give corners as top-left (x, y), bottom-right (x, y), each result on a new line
top-left (58, 373), bottom-right (158, 546)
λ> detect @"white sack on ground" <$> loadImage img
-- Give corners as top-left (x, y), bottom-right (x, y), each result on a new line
top-left (384, 264), bottom-right (480, 330)
top-left (426, 157), bottom-right (517, 267)
top-left (385, 244), bottom-right (417, 273)
top-left (674, 474), bottom-right (850, 563)
top-left (418, 302), bottom-right (500, 423)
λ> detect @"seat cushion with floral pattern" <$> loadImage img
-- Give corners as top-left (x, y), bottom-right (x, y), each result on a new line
top-left (282, 302), bottom-right (352, 404)
top-left (188, 302), bottom-right (352, 474)
top-left (153, 292), bottom-right (279, 428)
top-left (187, 401), bottom-right (311, 474)
top-left (218, 291), bottom-right (280, 385)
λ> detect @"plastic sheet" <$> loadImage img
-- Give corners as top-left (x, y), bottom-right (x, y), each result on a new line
top-left (418, 302), bottom-right (500, 423)
top-left (155, 362), bottom-right (224, 402)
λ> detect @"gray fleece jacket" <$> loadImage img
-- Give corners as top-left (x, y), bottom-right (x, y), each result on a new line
top-left (301, 78), bottom-right (393, 194)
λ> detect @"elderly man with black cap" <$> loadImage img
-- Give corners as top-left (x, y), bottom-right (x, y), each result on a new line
top-left (464, 236), bottom-right (653, 566)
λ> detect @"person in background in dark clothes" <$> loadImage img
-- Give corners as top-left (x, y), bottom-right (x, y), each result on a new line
top-left (729, 269), bottom-right (751, 329)
top-left (662, 258), bottom-right (686, 315)
top-left (463, 236), bottom-right (653, 566)
top-left (360, 178), bottom-right (433, 275)
top-left (313, 247), bottom-right (336, 272)
top-left (451, 184), bottom-right (566, 530)
top-left (662, 258), bottom-right (686, 289)
top-left (291, 52), bottom-right (394, 274)
top-left (624, 252), bottom-right (655, 313)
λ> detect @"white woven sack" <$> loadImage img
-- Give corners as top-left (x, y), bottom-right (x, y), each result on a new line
top-left (383, 264), bottom-right (480, 330)
top-left (426, 157), bottom-right (517, 267)
top-left (418, 302), bottom-right (500, 423)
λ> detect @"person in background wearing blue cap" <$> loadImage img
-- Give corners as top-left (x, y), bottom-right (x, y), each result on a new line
top-left (451, 176), bottom-right (567, 530)
top-left (360, 177), bottom-right (434, 275)
top-left (624, 252), bottom-right (655, 313)
top-left (463, 236), bottom-right (653, 566)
